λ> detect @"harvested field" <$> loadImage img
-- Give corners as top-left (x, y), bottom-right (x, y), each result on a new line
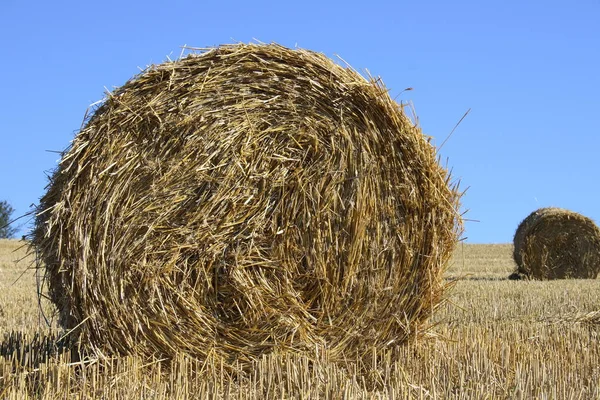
top-left (1, 240), bottom-right (599, 399)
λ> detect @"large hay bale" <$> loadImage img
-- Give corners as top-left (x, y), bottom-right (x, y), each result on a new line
top-left (512, 207), bottom-right (600, 280)
top-left (33, 43), bottom-right (462, 367)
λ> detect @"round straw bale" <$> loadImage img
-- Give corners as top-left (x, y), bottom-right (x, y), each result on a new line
top-left (512, 207), bottom-right (600, 280)
top-left (32, 43), bottom-right (462, 367)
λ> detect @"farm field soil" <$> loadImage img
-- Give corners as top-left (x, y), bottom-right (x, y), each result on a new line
top-left (0, 239), bottom-right (598, 399)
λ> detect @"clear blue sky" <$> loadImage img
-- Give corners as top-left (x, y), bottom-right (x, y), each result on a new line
top-left (1, 0), bottom-right (599, 243)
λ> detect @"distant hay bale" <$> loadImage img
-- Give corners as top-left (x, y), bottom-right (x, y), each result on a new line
top-left (32, 43), bottom-right (462, 367)
top-left (512, 207), bottom-right (600, 280)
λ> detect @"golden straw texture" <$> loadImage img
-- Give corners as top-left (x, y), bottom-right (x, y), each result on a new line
top-left (512, 207), bottom-right (600, 280)
top-left (33, 43), bottom-right (462, 368)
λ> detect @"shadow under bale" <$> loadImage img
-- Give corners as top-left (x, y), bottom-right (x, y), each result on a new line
top-left (0, 331), bottom-right (79, 368)
top-left (507, 271), bottom-right (527, 281)
top-left (511, 207), bottom-right (600, 280)
top-left (32, 43), bottom-right (462, 369)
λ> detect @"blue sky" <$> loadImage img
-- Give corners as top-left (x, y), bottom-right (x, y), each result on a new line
top-left (1, 0), bottom-right (599, 243)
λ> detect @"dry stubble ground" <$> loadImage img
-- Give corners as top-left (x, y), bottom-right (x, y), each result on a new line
top-left (0, 239), bottom-right (598, 399)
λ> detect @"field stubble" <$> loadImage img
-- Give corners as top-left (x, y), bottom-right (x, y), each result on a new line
top-left (0, 239), bottom-right (598, 399)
